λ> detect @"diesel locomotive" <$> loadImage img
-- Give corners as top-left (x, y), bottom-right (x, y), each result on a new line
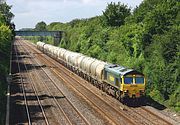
top-left (37, 41), bottom-right (146, 101)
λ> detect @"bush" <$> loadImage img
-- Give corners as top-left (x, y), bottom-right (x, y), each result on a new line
top-left (32, 0), bottom-right (180, 112)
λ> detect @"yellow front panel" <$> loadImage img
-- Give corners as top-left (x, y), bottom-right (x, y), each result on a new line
top-left (123, 84), bottom-right (145, 98)
top-left (121, 76), bottom-right (145, 98)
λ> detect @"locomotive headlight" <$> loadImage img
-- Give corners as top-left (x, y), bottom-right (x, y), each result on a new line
top-left (140, 90), bottom-right (145, 93)
top-left (124, 90), bottom-right (129, 93)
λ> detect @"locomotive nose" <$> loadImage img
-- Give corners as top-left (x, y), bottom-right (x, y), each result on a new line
top-left (132, 94), bottom-right (136, 98)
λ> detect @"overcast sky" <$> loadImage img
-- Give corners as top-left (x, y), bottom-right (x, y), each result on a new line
top-left (6, 0), bottom-right (143, 30)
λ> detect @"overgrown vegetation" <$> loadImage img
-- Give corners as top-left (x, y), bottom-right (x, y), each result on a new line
top-left (34, 0), bottom-right (179, 112)
top-left (0, 2), bottom-right (14, 124)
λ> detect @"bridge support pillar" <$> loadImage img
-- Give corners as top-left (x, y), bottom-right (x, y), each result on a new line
top-left (54, 36), bottom-right (61, 46)
top-left (54, 32), bottom-right (62, 46)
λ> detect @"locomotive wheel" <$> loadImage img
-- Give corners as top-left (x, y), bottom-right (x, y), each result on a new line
top-left (100, 83), bottom-right (103, 90)
top-left (91, 79), bottom-right (94, 85)
top-left (99, 83), bottom-right (101, 90)
top-left (120, 97), bottom-right (124, 103)
top-left (103, 84), bottom-right (107, 92)
top-left (95, 81), bottom-right (98, 87)
top-left (84, 75), bottom-right (87, 80)
top-left (89, 78), bottom-right (92, 83)
top-left (115, 90), bottom-right (120, 99)
top-left (102, 84), bottom-right (106, 92)
top-left (97, 82), bottom-right (100, 88)
top-left (87, 76), bottom-right (90, 81)
top-left (106, 85), bottom-right (111, 95)
top-left (99, 82), bottom-right (102, 89)
top-left (104, 84), bottom-right (107, 92)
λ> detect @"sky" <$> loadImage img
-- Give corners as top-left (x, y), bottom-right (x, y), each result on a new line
top-left (6, 0), bottom-right (143, 30)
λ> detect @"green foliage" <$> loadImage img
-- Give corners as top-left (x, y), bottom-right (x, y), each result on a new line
top-left (0, 25), bottom-right (12, 52)
top-left (168, 85), bottom-right (180, 112)
top-left (33, 0), bottom-right (180, 112)
top-left (144, 0), bottom-right (179, 35)
top-left (127, 0), bottom-right (162, 24)
top-left (149, 89), bottom-right (164, 102)
top-left (0, 13), bottom-right (6, 24)
top-left (0, 3), bottom-right (14, 25)
top-left (35, 21), bottom-right (47, 31)
top-left (0, 2), bottom-right (14, 124)
top-left (103, 2), bottom-right (131, 27)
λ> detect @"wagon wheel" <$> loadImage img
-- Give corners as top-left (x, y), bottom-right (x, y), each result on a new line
top-left (102, 84), bottom-right (106, 92)
top-left (100, 83), bottom-right (104, 90)
top-left (98, 82), bottom-right (101, 89)
top-left (106, 85), bottom-right (110, 95)
top-left (88, 76), bottom-right (91, 82)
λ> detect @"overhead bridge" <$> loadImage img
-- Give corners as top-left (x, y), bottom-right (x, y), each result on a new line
top-left (15, 31), bottom-right (63, 46)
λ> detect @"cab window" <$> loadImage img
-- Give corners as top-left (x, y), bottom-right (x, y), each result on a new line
top-left (135, 77), bottom-right (144, 84)
top-left (124, 77), bottom-right (133, 84)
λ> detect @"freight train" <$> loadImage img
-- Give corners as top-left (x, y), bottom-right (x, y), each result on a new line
top-left (37, 41), bottom-right (146, 102)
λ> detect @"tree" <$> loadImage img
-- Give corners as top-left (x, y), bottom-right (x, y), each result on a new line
top-left (35, 21), bottom-right (47, 31)
top-left (0, 2), bottom-right (14, 125)
top-left (0, 2), bottom-right (14, 25)
top-left (103, 2), bottom-right (131, 27)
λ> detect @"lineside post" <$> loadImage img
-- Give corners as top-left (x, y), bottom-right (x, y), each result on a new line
top-left (5, 38), bottom-right (13, 125)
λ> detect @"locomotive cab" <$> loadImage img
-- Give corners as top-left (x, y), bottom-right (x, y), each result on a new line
top-left (122, 72), bottom-right (145, 98)
top-left (104, 64), bottom-right (145, 99)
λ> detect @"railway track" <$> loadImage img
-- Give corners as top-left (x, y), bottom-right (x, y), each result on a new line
top-left (11, 41), bottom-right (50, 125)
top-left (17, 40), bottom-right (91, 125)
top-left (10, 38), bottom-right (177, 125)
top-left (137, 106), bottom-right (174, 125)
top-left (21, 41), bottom-right (122, 124)
top-left (22, 41), bottom-right (136, 125)
top-left (12, 41), bottom-right (32, 125)
top-left (22, 40), bottom-right (155, 125)
top-left (23, 39), bottom-right (176, 125)
top-left (17, 41), bottom-right (66, 124)
top-left (15, 39), bottom-right (92, 125)
top-left (10, 38), bottom-right (115, 125)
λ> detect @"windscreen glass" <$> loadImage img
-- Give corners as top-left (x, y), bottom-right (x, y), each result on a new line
top-left (124, 77), bottom-right (133, 84)
top-left (135, 77), bottom-right (144, 84)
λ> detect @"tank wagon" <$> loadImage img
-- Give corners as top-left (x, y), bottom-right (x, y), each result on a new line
top-left (37, 42), bottom-right (146, 101)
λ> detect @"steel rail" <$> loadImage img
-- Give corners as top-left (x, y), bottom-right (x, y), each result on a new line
top-left (24, 40), bottom-right (175, 125)
top-left (140, 107), bottom-right (173, 125)
top-left (22, 40), bottom-right (91, 125)
top-left (35, 44), bottom-right (174, 125)
top-left (19, 41), bottom-right (73, 125)
top-left (25, 41), bottom-right (136, 125)
top-left (51, 64), bottom-right (135, 125)
top-left (16, 41), bottom-right (50, 125)
top-left (129, 107), bottom-right (162, 125)
top-left (13, 41), bottom-right (32, 125)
